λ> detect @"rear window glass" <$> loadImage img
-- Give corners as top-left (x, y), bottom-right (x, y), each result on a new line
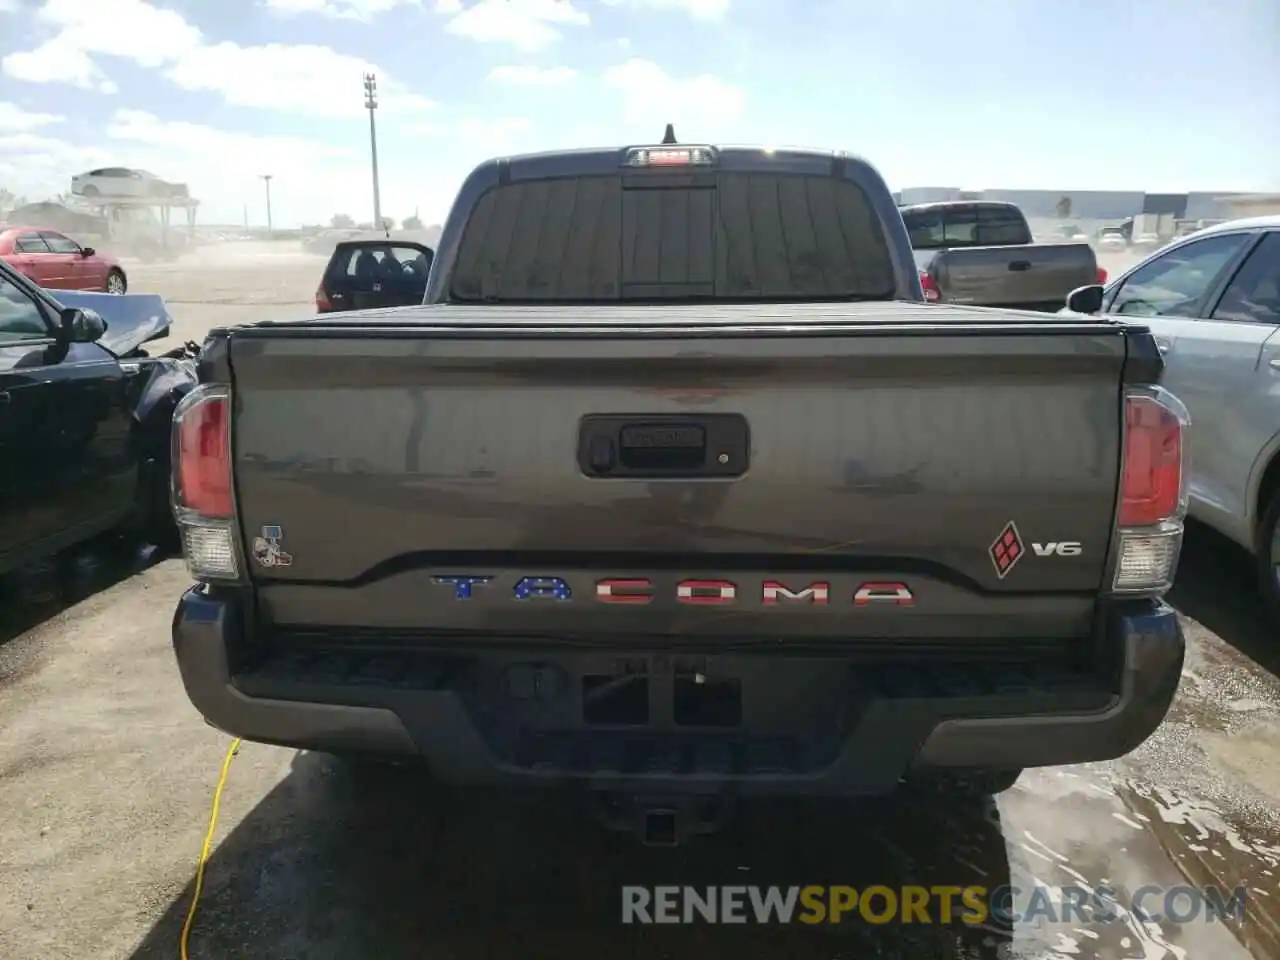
top-left (328, 244), bottom-right (433, 283)
top-left (449, 172), bottom-right (895, 302)
top-left (902, 205), bottom-right (1030, 249)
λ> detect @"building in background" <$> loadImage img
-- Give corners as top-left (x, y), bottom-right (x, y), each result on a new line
top-left (1216, 194), bottom-right (1280, 219)
top-left (891, 187), bottom-right (1252, 223)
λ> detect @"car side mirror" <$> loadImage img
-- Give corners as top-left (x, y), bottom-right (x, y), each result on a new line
top-left (81, 246), bottom-right (95, 257)
top-left (60, 307), bottom-right (107, 343)
top-left (1066, 284), bottom-right (1105, 315)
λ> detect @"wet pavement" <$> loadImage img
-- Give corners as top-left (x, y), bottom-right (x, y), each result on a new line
top-left (0, 521), bottom-right (1277, 960)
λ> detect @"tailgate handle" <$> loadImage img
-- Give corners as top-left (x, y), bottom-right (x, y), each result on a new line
top-left (578, 414), bottom-right (749, 478)
top-left (1008, 260), bottom-right (1031, 272)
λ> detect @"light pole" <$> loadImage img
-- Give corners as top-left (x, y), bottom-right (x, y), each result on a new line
top-left (363, 73), bottom-right (383, 229)
top-left (260, 174), bottom-right (273, 234)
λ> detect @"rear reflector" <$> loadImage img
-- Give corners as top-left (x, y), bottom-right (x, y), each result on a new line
top-left (180, 524), bottom-right (240, 579)
top-left (1112, 526), bottom-right (1183, 593)
top-left (1110, 386), bottom-right (1191, 596)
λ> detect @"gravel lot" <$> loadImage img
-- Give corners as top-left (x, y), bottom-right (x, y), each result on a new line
top-left (1, 242), bottom-right (1277, 960)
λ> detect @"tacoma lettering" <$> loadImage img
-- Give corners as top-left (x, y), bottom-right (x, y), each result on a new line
top-left (762, 581), bottom-right (830, 605)
top-left (431, 576), bottom-right (915, 606)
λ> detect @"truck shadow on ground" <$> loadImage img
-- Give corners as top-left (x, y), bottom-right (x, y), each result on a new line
top-left (0, 535), bottom-right (170, 650)
top-left (1169, 520), bottom-right (1280, 679)
top-left (126, 755), bottom-right (1015, 959)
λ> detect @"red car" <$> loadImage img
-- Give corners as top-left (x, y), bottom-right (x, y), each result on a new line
top-left (0, 225), bottom-right (128, 294)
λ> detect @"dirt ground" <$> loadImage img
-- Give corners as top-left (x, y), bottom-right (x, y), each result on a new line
top-left (1, 243), bottom-right (1277, 960)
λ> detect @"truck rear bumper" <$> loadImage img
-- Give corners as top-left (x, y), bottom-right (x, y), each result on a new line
top-left (172, 588), bottom-right (1184, 795)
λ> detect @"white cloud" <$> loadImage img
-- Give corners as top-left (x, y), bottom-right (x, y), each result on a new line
top-left (0, 109), bottom-right (354, 189)
top-left (0, 108), bottom-right (387, 222)
top-left (262, 0), bottom-right (420, 22)
top-left (439, 0), bottom-right (589, 50)
top-left (0, 131), bottom-right (113, 200)
top-left (454, 116), bottom-right (533, 142)
top-left (0, 99), bottom-right (505, 225)
top-left (403, 115), bottom-right (532, 146)
top-left (2, 0), bottom-right (435, 118)
top-left (104, 109), bottom-right (355, 174)
top-left (602, 58), bottom-right (745, 125)
top-left (486, 64), bottom-right (577, 85)
top-left (2, 33), bottom-right (116, 92)
top-left (631, 0), bottom-right (728, 18)
top-left (165, 43), bottom-right (435, 118)
top-left (0, 101), bottom-right (64, 132)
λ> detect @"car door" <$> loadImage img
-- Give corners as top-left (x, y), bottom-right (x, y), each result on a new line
top-left (0, 264), bottom-right (137, 573)
top-left (1101, 229), bottom-right (1263, 534)
top-left (320, 241), bottom-right (434, 312)
top-left (1174, 231), bottom-right (1280, 541)
top-left (39, 231), bottom-right (91, 290)
top-left (0, 268), bottom-right (60, 570)
top-left (11, 231), bottom-right (61, 287)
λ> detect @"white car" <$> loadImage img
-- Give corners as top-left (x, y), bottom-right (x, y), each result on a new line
top-left (1097, 231), bottom-right (1128, 251)
top-left (70, 167), bottom-right (188, 200)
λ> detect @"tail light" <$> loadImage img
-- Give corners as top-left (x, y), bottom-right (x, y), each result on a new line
top-left (1096, 266), bottom-right (1109, 284)
top-left (315, 286), bottom-right (331, 312)
top-left (1109, 385), bottom-right (1190, 596)
top-left (919, 270), bottom-right (941, 302)
top-left (171, 384), bottom-right (242, 581)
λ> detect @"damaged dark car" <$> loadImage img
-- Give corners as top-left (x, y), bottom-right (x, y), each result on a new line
top-left (0, 257), bottom-right (199, 584)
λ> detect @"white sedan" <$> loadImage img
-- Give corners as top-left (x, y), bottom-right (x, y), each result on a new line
top-left (70, 167), bottom-right (188, 199)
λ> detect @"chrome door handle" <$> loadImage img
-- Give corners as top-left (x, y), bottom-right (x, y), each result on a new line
top-left (1268, 357), bottom-right (1280, 371)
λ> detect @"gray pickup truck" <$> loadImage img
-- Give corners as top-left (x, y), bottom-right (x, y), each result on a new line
top-left (903, 200), bottom-right (1103, 311)
top-left (170, 134), bottom-right (1188, 845)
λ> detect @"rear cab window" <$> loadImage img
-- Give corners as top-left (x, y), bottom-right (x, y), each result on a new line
top-left (448, 161), bottom-right (897, 303)
top-left (901, 204), bottom-right (1032, 249)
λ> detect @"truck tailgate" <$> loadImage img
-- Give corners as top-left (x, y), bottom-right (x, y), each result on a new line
top-left (226, 304), bottom-right (1126, 641)
top-left (929, 242), bottom-right (1097, 309)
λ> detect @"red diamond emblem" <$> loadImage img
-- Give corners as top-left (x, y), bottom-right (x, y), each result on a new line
top-left (989, 521), bottom-right (1024, 579)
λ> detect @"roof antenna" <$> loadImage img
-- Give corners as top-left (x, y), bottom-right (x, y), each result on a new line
top-left (661, 123), bottom-right (677, 144)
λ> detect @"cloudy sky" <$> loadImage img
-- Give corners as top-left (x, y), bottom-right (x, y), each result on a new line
top-left (1, 0), bottom-right (1277, 227)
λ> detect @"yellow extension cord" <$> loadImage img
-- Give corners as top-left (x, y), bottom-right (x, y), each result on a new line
top-left (180, 737), bottom-right (243, 960)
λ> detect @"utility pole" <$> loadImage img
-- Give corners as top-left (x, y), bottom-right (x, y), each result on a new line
top-left (260, 174), bottom-right (273, 233)
top-left (364, 73), bottom-right (383, 229)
